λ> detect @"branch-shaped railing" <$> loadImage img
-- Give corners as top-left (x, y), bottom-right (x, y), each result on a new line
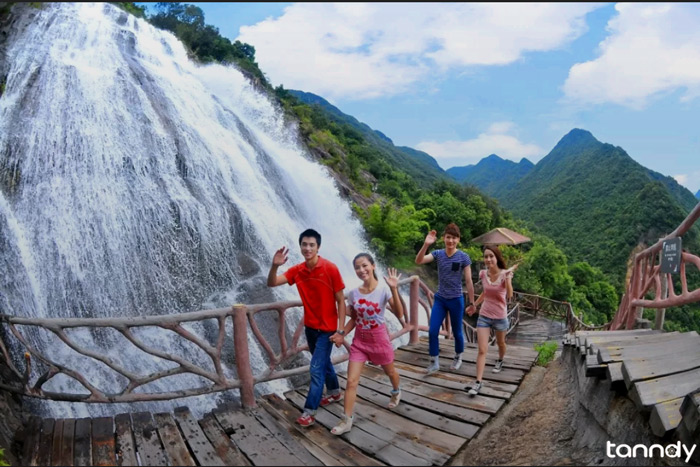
top-left (610, 201), bottom-right (700, 330)
top-left (0, 275), bottom-right (442, 408)
top-left (514, 291), bottom-right (610, 333)
top-left (0, 307), bottom-right (242, 403)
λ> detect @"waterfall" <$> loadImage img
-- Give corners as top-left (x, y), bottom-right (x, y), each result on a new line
top-left (0, 3), bottom-right (398, 418)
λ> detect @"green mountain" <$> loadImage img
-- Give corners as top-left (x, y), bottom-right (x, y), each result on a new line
top-left (645, 168), bottom-right (699, 213)
top-left (287, 90), bottom-right (448, 186)
top-left (447, 154), bottom-right (534, 199)
top-left (395, 146), bottom-right (443, 171)
top-left (499, 129), bottom-right (700, 285)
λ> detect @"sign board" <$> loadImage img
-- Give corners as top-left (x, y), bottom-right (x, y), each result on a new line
top-left (660, 237), bottom-right (682, 274)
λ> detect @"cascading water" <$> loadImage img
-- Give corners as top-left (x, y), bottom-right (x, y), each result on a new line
top-left (0, 3), bottom-right (403, 418)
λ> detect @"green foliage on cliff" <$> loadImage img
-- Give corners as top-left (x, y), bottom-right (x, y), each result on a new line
top-left (110, 2), bottom-right (146, 18)
top-left (286, 89), bottom-right (448, 187)
top-left (141, 3), bottom-right (268, 86)
top-left (0, 448), bottom-right (8, 467)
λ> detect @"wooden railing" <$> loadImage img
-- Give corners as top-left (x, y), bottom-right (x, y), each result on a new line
top-left (0, 276), bottom-right (443, 408)
top-left (610, 201), bottom-right (700, 330)
top-left (514, 291), bottom-right (610, 333)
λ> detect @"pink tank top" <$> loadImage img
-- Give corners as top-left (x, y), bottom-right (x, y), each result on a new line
top-left (479, 269), bottom-right (508, 319)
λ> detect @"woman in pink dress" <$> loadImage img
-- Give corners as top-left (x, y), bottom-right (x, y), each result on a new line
top-left (466, 244), bottom-right (516, 395)
top-left (329, 253), bottom-right (404, 435)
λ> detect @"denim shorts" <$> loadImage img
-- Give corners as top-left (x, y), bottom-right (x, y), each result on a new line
top-left (476, 315), bottom-right (509, 332)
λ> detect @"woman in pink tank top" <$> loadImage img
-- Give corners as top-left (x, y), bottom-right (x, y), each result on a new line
top-left (466, 244), bottom-right (517, 396)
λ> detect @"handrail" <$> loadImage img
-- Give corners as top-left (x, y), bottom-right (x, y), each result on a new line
top-left (610, 201), bottom-right (700, 330)
top-left (0, 275), bottom-right (437, 407)
top-left (4, 272), bottom-right (601, 406)
top-left (513, 291), bottom-right (610, 333)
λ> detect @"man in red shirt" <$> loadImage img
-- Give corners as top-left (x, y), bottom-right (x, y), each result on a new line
top-left (267, 228), bottom-right (347, 427)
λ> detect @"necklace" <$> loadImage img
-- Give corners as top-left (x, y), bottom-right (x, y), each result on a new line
top-left (486, 268), bottom-right (502, 285)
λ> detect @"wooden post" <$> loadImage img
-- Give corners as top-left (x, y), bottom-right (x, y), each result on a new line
top-left (628, 259), bottom-right (643, 329)
top-left (232, 305), bottom-right (256, 409)
top-left (409, 278), bottom-right (419, 344)
top-left (655, 273), bottom-right (667, 331)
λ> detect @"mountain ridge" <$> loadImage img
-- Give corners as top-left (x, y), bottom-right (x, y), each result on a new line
top-left (288, 89), bottom-right (447, 186)
top-left (497, 129), bottom-right (699, 284)
top-left (447, 154), bottom-right (534, 199)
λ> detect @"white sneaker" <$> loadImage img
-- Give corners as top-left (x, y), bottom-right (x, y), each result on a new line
top-left (467, 381), bottom-right (482, 396)
top-left (425, 358), bottom-right (440, 375)
top-left (492, 359), bottom-right (504, 373)
top-left (450, 354), bottom-right (462, 370)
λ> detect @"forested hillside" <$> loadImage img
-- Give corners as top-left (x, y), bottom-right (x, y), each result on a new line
top-left (500, 129), bottom-right (700, 287)
top-left (287, 90), bottom-right (448, 187)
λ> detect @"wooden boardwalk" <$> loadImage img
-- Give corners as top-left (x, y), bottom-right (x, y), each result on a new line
top-left (506, 311), bottom-right (566, 348)
top-left (564, 329), bottom-right (700, 464)
top-left (17, 338), bottom-right (539, 466)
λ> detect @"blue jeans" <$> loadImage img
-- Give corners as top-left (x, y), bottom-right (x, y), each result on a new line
top-left (429, 294), bottom-right (465, 356)
top-left (304, 327), bottom-right (339, 412)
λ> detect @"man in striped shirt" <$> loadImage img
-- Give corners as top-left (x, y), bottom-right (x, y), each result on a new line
top-left (415, 223), bottom-right (475, 374)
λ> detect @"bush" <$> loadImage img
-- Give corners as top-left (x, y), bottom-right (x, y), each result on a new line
top-left (0, 448), bottom-right (9, 467)
top-left (534, 340), bottom-right (558, 366)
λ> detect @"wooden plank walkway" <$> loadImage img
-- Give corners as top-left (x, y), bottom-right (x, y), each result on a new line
top-left (17, 339), bottom-right (539, 466)
top-left (505, 312), bottom-right (567, 348)
top-left (564, 329), bottom-right (700, 463)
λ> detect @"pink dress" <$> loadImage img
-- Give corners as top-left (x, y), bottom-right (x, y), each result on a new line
top-left (347, 286), bottom-right (395, 365)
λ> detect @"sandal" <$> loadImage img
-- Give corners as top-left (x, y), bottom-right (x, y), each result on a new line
top-left (331, 415), bottom-right (353, 435)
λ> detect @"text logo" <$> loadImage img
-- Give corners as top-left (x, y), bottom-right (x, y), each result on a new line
top-left (606, 441), bottom-right (696, 463)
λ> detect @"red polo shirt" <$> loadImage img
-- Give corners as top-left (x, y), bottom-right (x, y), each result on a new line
top-left (284, 256), bottom-right (345, 332)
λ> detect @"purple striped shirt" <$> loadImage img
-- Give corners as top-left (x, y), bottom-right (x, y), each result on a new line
top-left (433, 249), bottom-right (471, 299)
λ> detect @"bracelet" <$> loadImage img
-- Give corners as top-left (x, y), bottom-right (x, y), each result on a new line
top-left (337, 330), bottom-right (346, 335)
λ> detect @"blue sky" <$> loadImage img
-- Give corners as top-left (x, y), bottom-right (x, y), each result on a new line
top-left (145, 3), bottom-right (700, 194)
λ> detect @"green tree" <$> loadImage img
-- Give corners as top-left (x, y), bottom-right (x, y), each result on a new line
top-left (569, 261), bottom-right (606, 286)
top-left (524, 239), bottom-right (574, 301)
top-left (356, 202), bottom-right (432, 259)
top-left (512, 261), bottom-right (543, 296)
top-left (111, 2), bottom-right (146, 18)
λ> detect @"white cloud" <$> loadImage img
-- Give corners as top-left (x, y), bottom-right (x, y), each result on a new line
top-left (674, 174), bottom-right (688, 185)
top-left (563, 4), bottom-right (700, 108)
top-left (415, 121), bottom-right (544, 169)
top-left (238, 3), bottom-right (600, 100)
top-left (674, 172), bottom-right (700, 193)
